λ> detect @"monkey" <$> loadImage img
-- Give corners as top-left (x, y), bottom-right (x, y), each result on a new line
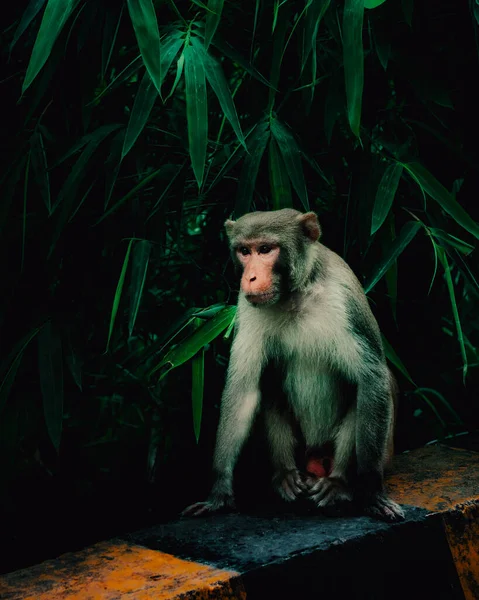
top-left (183, 209), bottom-right (404, 522)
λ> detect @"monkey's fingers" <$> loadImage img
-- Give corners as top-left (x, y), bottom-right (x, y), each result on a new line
top-left (308, 477), bottom-right (353, 508)
top-left (274, 469), bottom-right (307, 502)
top-left (363, 495), bottom-right (405, 522)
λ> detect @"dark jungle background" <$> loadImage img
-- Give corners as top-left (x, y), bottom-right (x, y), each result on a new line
top-left (1, 0), bottom-right (478, 574)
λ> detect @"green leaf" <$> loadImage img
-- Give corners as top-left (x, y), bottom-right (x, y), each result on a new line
top-left (128, 240), bottom-right (151, 337)
top-left (269, 137), bottom-right (292, 210)
top-left (342, 0), bottom-right (364, 137)
top-left (0, 324), bottom-right (42, 414)
top-left (184, 44), bottom-right (208, 188)
top-left (65, 337), bottom-right (82, 391)
top-left (402, 0), bottom-right (413, 26)
top-left (53, 124), bottom-right (122, 211)
top-left (30, 130), bottom-right (51, 214)
top-left (235, 120), bottom-right (270, 216)
top-left (106, 239), bottom-right (134, 352)
top-left (384, 213), bottom-right (398, 322)
top-left (192, 345), bottom-right (205, 443)
top-left (212, 35), bottom-right (272, 88)
top-left (364, 221), bottom-right (422, 293)
top-left (268, 4), bottom-right (289, 110)
top-left (161, 34), bottom-right (185, 97)
top-left (270, 118), bottom-right (309, 210)
top-left (301, 0), bottom-right (331, 70)
top-left (404, 162), bottom-right (479, 241)
top-left (122, 72), bottom-right (158, 159)
top-left (22, 0), bottom-right (79, 93)
top-left (95, 164), bottom-right (173, 224)
top-left (150, 306), bottom-right (236, 378)
top-left (166, 51), bottom-right (185, 100)
top-left (437, 247), bottom-right (468, 382)
top-left (204, 0), bottom-right (224, 49)
top-left (10, 0), bottom-right (47, 53)
top-left (429, 229), bottom-right (474, 256)
top-left (415, 387), bottom-right (463, 425)
top-left (38, 321), bottom-right (64, 451)
top-left (381, 334), bottom-right (414, 385)
top-left (190, 37), bottom-right (245, 148)
top-left (364, 0), bottom-right (387, 8)
top-left (371, 162), bottom-right (403, 234)
top-left (0, 353), bottom-right (23, 417)
top-left (127, 0), bottom-right (162, 94)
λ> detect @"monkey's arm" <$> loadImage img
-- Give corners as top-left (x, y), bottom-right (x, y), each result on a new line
top-left (182, 329), bottom-right (264, 517)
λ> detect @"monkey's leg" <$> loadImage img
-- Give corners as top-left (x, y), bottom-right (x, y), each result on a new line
top-left (355, 367), bottom-right (404, 522)
top-left (306, 410), bottom-right (355, 515)
top-left (265, 407), bottom-right (307, 502)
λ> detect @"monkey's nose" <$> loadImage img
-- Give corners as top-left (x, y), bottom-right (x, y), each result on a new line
top-left (250, 276), bottom-right (256, 282)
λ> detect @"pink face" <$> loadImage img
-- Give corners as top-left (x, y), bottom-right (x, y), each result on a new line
top-left (236, 241), bottom-right (281, 305)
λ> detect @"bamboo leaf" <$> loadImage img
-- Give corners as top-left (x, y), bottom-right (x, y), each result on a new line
top-left (0, 324), bottom-right (43, 415)
top-left (54, 124), bottom-right (122, 211)
top-left (364, 0), bottom-right (387, 8)
top-left (429, 229), bottom-right (474, 256)
top-left (268, 137), bottom-right (292, 209)
top-left (270, 117), bottom-right (309, 210)
top-left (404, 162), bottom-right (479, 241)
top-left (184, 44), bottom-right (208, 188)
top-left (150, 306), bottom-right (236, 378)
top-left (301, 0), bottom-right (331, 70)
top-left (191, 37), bottom-right (245, 148)
top-left (160, 34), bottom-right (185, 98)
top-left (106, 239), bottom-right (134, 352)
top-left (105, 130), bottom-right (125, 209)
top-left (364, 221), bottom-right (422, 293)
top-left (437, 247), bottom-right (468, 382)
top-left (95, 164), bottom-right (173, 224)
top-left (65, 337), bottom-right (82, 391)
top-left (384, 213), bottom-right (398, 322)
top-left (371, 162), bottom-right (403, 234)
top-left (204, 0), bottom-right (224, 48)
top-left (235, 120), bottom-right (270, 216)
top-left (268, 4), bottom-right (289, 110)
top-left (402, 0), bottom-right (413, 26)
top-left (166, 51), bottom-right (185, 100)
top-left (415, 387), bottom-right (463, 425)
top-left (38, 322), bottom-right (64, 451)
top-left (212, 35), bottom-right (271, 88)
top-left (381, 334), bottom-right (414, 385)
top-left (192, 345), bottom-right (205, 443)
top-left (128, 240), bottom-right (151, 337)
top-left (30, 130), bottom-right (51, 214)
top-left (122, 72), bottom-right (158, 159)
top-left (10, 0), bottom-right (47, 53)
top-left (342, 0), bottom-right (364, 137)
top-left (22, 0), bottom-right (79, 93)
top-left (0, 353), bottom-right (23, 417)
top-left (127, 0), bottom-right (162, 94)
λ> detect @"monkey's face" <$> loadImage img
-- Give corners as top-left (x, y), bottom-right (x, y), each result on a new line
top-left (236, 242), bottom-right (281, 306)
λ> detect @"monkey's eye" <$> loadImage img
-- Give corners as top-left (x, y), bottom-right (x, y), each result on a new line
top-left (258, 245), bottom-right (272, 254)
top-left (238, 246), bottom-right (250, 256)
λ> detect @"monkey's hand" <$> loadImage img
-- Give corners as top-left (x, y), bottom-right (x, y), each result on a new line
top-left (362, 493), bottom-right (405, 522)
top-left (273, 468), bottom-right (309, 502)
top-left (306, 476), bottom-right (353, 515)
top-left (181, 478), bottom-right (236, 517)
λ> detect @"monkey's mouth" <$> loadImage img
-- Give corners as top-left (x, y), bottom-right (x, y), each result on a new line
top-left (245, 292), bottom-right (276, 305)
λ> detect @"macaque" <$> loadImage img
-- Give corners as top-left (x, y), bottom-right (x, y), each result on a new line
top-left (183, 209), bottom-right (404, 522)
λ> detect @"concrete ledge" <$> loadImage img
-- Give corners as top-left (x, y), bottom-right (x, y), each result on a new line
top-left (1, 445), bottom-right (478, 599)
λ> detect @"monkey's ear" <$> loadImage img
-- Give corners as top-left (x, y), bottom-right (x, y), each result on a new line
top-left (225, 219), bottom-right (236, 237)
top-left (298, 212), bottom-right (321, 241)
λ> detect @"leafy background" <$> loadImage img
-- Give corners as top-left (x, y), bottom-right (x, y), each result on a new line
top-left (1, 0), bottom-right (479, 573)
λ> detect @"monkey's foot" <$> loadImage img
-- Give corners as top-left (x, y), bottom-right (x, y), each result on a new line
top-left (273, 468), bottom-right (308, 502)
top-left (362, 494), bottom-right (405, 522)
top-left (307, 477), bottom-right (353, 515)
top-left (181, 493), bottom-right (235, 518)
